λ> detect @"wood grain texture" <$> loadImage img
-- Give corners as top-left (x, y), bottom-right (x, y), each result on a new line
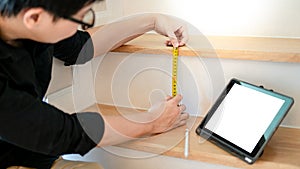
top-left (85, 104), bottom-right (300, 169)
top-left (112, 34), bottom-right (300, 63)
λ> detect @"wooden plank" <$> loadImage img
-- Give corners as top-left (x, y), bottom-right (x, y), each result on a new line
top-left (87, 104), bottom-right (300, 169)
top-left (112, 34), bottom-right (300, 63)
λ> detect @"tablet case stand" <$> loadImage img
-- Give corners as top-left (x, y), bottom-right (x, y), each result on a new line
top-left (259, 150), bottom-right (264, 157)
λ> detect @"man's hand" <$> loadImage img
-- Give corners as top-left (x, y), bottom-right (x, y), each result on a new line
top-left (153, 14), bottom-right (189, 47)
top-left (148, 94), bottom-right (189, 134)
top-left (97, 95), bottom-right (189, 146)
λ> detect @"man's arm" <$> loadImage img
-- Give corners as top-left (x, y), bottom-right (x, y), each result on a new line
top-left (86, 13), bottom-right (189, 57)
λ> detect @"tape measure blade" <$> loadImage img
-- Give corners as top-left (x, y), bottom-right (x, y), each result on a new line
top-left (172, 47), bottom-right (178, 97)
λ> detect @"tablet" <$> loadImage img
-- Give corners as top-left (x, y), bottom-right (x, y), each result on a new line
top-left (195, 78), bottom-right (294, 164)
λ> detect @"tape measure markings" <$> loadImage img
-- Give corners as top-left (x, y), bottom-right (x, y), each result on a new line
top-left (172, 47), bottom-right (179, 97)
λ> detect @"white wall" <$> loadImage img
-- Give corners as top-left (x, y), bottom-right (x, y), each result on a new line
top-left (90, 52), bottom-right (300, 128)
top-left (91, 52), bottom-right (220, 117)
top-left (121, 0), bottom-right (300, 38)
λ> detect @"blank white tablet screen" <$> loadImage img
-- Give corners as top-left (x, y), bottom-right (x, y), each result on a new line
top-left (206, 84), bottom-right (284, 153)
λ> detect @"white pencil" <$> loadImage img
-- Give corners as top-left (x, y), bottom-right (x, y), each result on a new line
top-left (184, 128), bottom-right (189, 158)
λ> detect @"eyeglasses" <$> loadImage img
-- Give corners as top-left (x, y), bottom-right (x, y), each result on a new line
top-left (63, 9), bottom-right (95, 30)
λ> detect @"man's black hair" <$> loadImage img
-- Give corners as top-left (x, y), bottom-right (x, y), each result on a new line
top-left (0, 0), bottom-right (102, 18)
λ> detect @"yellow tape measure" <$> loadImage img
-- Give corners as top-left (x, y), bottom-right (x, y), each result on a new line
top-left (172, 47), bottom-right (179, 97)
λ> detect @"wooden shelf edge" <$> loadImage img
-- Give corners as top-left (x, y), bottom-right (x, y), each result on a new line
top-left (112, 34), bottom-right (300, 63)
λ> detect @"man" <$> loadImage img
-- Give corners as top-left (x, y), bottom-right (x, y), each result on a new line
top-left (0, 0), bottom-right (189, 168)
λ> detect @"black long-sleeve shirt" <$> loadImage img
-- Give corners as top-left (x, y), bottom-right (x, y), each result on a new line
top-left (0, 31), bottom-right (104, 168)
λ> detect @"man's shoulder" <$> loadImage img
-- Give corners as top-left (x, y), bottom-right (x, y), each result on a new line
top-left (0, 39), bottom-right (52, 60)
